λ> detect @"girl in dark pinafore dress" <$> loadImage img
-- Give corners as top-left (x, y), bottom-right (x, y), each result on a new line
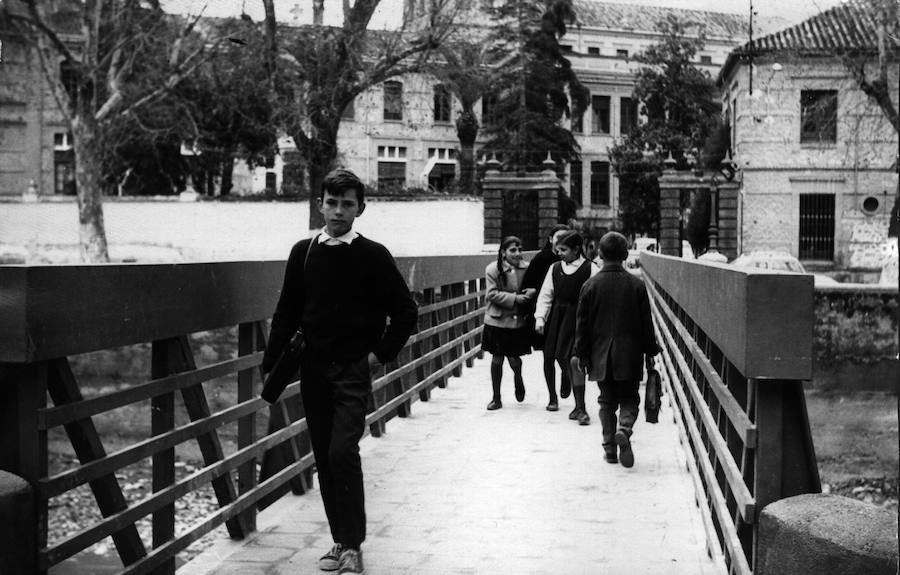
top-left (534, 231), bottom-right (600, 423)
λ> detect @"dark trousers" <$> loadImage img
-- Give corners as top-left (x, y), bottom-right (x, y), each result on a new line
top-left (300, 356), bottom-right (372, 548)
top-left (597, 377), bottom-right (640, 454)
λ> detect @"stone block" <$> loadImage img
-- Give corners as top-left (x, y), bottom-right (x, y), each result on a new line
top-left (0, 471), bottom-right (35, 575)
top-left (757, 493), bottom-right (898, 575)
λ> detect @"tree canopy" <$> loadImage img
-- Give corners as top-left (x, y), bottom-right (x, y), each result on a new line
top-left (478, 0), bottom-right (589, 171)
top-left (609, 15), bottom-right (719, 241)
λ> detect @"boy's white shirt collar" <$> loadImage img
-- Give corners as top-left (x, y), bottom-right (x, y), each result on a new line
top-left (318, 228), bottom-right (359, 245)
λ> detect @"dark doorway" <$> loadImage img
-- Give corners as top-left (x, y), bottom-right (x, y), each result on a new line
top-left (502, 190), bottom-right (539, 250)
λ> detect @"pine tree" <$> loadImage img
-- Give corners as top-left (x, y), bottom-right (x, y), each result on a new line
top-left (479, 0), bottom-right (589, 172)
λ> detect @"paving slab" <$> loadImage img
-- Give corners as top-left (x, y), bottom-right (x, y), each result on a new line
top-left (181, 353), bottom-right (725, 575)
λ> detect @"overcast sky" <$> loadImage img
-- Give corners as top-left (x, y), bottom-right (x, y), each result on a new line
top-left (162, 0), bottom-right (846, 30)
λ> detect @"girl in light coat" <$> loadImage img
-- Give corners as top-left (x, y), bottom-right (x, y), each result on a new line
top-left (482, 236), bottom-right (536, 410)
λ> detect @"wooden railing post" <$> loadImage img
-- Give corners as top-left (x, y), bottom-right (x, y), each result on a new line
top-left (413, 291), bottom-right (431, 402)
top-left (45, 359), bottom-right (146, 565)
top-left (449, 283), bottom-right (465, 377)
top-left (237, 322), bottom-right (260, 532)
top-left (150, 339), bottom-right (179, 575)
top-left (464, 279), bottom-right (478, 368)
top-left (0, 363), bottom-right (46, 575)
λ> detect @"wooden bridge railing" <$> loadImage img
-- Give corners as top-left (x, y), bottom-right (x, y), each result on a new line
top-left (640, 252), bottom-right (821, 575)
top-left (0, 254), bottom-right (493, 574)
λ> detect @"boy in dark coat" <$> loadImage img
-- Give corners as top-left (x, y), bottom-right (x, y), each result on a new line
top-left (573, 231), bottom-right (659, 468)
top-left (264, 168), bottom-right (417, 574)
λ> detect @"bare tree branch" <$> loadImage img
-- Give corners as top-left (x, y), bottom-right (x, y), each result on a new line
top-left (114, 35), bottom-right (227, 121)
top-left (18, 0), bottom-right (81, 63)
top-left (33, 36), bottom-right (74, 125)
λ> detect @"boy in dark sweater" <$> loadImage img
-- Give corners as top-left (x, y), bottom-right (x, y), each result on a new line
top-left (263, 168), bottom-right (417, 575)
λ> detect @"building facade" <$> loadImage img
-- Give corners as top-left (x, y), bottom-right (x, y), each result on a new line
top-left (718, 2), bottom-right (899, 272)
top-left (329, 1), bottom-right (749, 231)
top-left (2, 0), bottom-right (751, 230)
top-left (0, 26), bottom-right (76, 198)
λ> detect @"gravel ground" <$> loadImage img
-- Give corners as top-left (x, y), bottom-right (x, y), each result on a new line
top-left (48, 454), bottom-right (234, 572)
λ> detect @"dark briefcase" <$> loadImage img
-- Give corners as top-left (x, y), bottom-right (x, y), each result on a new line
top-left (644, 368), bottom-right (663, 423)
top-left (260, 328), bottom-right (306, 404)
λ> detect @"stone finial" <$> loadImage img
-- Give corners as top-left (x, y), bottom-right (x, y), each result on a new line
top-left (663, 151), bottom-right (677, 171)
top-left (485, 153), bottom-right (501, 172)
top-left (542, 152), bottom-right (555, 169)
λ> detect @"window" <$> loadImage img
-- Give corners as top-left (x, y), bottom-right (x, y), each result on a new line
top-left (587, 46), bottom-right (600, 56)
top-left (54, 134), bottom-right (75, 195)
top-left (799, 193), bottom-right (835, 260)
top-left (570, 161), bottom-right (583, 200)
top-left (53, 132), bottom-right (73, 151)
top-left (54, 160), bottom-right (76, 195)
top-left (619, 97), bottom-right (637, 135)
top-left (377, 162), bottom-right (406, 192)
top-left (481, 93), bottom-right (498, 126)
top-left (616, 49), bottom-right (628, 58)
top-left (434, 84), bottom-right (451, 123)
top-left (700, 55), bottom-right (712, 65)
top-left (800, 90), bottom-right (837, 144)
top-left (591, 95), bottom-right (610, 134)
top-left (341, 98), bottom-right (355, 120)
top-left (383, 81), bottom-right (403, 121)
top-left (572, 108), bottom-right (583, 133)
top-left (377, 146), bottom-right (407, 193)
top-left (590, 161), bottom-right (610, 206)
top-left (560, 44), bottom-right (573, 52)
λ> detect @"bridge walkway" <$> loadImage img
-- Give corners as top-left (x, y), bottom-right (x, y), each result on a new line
top-left (182, 353), bottom-right (724, 575)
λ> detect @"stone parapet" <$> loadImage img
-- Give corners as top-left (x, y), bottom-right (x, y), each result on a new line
top-left (757, 493), bottom-right (898, 575)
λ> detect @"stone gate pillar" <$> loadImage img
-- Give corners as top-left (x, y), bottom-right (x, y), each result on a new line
top-left (658, 170), bottom-right (692, 257)
top-left (482, 161), bottom-right (561, 252)
top-left (658, 168), bottom-right (740, 260)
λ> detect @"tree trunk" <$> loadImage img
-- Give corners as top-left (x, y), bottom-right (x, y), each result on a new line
top-left (308, 160), bottom-right (326, 230)
top-left (71, 117), bottom-right (110, 263)
top-left (456, 109), bottom-right (479, 196)
top-left (220, 157), bottom-right (234, 196)
top-left (313, 0), bottom-right (324, 25)
top-left (303, 119), bottom-right (340, 232)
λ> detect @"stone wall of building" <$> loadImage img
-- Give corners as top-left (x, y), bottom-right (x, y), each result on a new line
top-left (725, 56), bottom-right (899, 270)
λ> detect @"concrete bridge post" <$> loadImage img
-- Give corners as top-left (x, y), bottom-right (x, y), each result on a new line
top-left (0, 470), bottom-right (35, 574)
